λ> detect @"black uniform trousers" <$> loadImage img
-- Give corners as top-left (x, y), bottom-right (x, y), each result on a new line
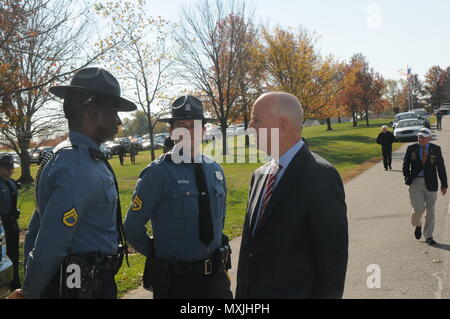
top-left (382, 146), bottom-right (393, 169)
top-left (41, 268), bottom-right (117, 299)
top-left (1, 214), bottom-right (21, 289)
top-left (166, 271), bottom-right (232, 299)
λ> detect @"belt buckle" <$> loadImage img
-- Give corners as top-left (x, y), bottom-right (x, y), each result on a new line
top-left (204, 259), bottom-right (212, 275)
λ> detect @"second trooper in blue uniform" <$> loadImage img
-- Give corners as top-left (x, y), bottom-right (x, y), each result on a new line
top-left (124, 96), bottom-right (233, 299)
top-left (0, 154), bottom-right (21, 290)
top-left (8, 67), bottom-right (137, 299)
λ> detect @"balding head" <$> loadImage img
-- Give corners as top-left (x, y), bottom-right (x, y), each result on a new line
top-left (254, 92), bottom-right (304, 132)
top-left (250, 92), bottom-right (304, 157)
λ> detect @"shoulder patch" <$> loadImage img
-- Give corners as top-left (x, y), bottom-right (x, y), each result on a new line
top-left (132, 195), bottom-right (143, 211)
top-left (62, 208), bottom-right (79, 228)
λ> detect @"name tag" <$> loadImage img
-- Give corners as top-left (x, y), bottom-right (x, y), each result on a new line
top-left (177, 180), bottom-right (190, 184)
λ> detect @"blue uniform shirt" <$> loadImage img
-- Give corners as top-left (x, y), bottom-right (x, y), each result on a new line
top-left (124, 153), bottom-right (227, 262)
top-left (23, 131), bottom-right (119, 299)
top-left (0, 178), bottom-right (18, 216)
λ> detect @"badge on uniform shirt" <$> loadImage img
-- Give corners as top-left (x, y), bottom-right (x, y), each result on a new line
top-left (132, 195), bottom-right (143, 212)
top-left (62, 208), bottom-right (79, 228)
top-left (215, 171), bottom-right (223, 181)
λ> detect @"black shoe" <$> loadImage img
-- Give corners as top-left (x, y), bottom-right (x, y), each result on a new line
top-left (414, 227), bottom-right (422, 240)
top-left (389, 165), bottom-right (392, 170)
top-left (384, 168), bottom-right (388, 171)
top-left (426, 238), bottom-right (437, 245)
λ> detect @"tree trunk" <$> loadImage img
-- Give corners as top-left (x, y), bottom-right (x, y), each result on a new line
top-left (365, 107), bottom-right (369, 126)
top-left (244, 113), bottom-right (250, 148)
top-left (352, 111), bottom-right (357, 127)
top-left (17, 142), bottom-right (33, 184)
top-left (221, 124), bottom-right (228, 158)
top-left (326, 118), bottom-right (333, 131)
top-left (338, 116), bottom-right (341, 123)
top-left (147, 114), bottom-right (155, 161)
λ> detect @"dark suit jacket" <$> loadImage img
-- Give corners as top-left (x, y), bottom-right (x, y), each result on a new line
top-left (402, 142), bottom-right (448, 191)
top-left (236, 146), bottom-right (348, 299)
top-left (376, 132), bottom-right (395, 150)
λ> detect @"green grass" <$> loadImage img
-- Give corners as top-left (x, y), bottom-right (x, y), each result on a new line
top-left (10, 118), bottom-right (404, 296)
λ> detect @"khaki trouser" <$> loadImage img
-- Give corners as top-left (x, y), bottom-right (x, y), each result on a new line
top-left (408, 177), bottom-right (437, 239)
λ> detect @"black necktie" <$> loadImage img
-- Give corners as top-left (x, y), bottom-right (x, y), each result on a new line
top-left (194, 163), bottom-right (214, 245)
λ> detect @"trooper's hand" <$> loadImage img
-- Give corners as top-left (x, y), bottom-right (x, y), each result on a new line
top-left (6, 289), bottom-right (25, 299)
top-left (442, 188), bottom-right (448, 196)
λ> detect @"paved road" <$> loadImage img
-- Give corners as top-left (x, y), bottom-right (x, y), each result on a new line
top-left (123, 116), bottom-right (450, 299)
top-left (344, 117), bottom-right (450, 299)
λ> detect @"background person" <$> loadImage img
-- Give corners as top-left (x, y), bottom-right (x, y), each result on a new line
top-left (402, 127), bottom-right (447, 245)
top-left (0, 154), bottom-right (21, 290)
top-left (376, 125), bottom-right (396, 171)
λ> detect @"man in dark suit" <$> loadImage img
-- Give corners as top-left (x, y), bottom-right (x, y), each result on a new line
top-left (403, 127), bottom-right (447, 245)
top-left (376, 125), bottom-right (396, 171)
top-left (236, 92), bottom-right (348, 299)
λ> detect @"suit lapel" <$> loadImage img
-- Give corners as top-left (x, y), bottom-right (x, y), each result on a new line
top-left (253, 146), bottom-right (311, 237)
top-left (247, 163), bottom-right (271, 229)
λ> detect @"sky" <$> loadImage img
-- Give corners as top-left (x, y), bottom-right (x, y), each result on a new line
top-left (145, 0), bottom-right (450, 80)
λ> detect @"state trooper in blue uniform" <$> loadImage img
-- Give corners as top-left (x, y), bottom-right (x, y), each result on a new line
top-left (8, 67), bottom-right (137, 299)
top-left (0, 154), bottom-right (21, 290)
top-left (124, 95), bottom-right (233, 299)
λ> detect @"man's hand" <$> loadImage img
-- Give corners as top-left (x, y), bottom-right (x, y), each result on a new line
top-left (442, 188), bottom-right (448, 196)
top-left (6, 289), bottom-right (25, 299)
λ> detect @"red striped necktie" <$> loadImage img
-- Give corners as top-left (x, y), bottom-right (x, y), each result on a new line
top-left (253, 163), bottom-right (281, 231)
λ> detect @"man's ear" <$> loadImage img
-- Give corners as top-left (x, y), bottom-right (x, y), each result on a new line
top-left (279, 117), bottom-right (289, 133)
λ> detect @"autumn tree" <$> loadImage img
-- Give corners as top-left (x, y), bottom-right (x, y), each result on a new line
top-left (384, 79), bottom-right (401, 112)
top-left (0, 0), bottom-right (114, 183)
top-left (175, 0), bottom-right (253, 155)
top-left (261, 26), bottom-right (345, 129)
top-left (95, 0), bottom-right (174, 161)
top-left (424, 66), bottom-right (446, 109)
top-left (336, 54), bottom-right (388, 127)
top-left (398, 73), bottom-right (425, 111)
top-left (222, 16), bottom-right (265, 146)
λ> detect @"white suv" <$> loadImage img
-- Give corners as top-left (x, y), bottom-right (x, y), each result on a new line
top-left (0, 220), bottom-right (13, 298)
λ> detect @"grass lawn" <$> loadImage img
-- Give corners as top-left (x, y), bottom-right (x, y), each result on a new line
top-left (10, 118), bottom-right (407, 297)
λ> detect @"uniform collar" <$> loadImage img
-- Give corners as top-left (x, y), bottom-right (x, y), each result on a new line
top-left (69, 130), bottom-right (101, 151)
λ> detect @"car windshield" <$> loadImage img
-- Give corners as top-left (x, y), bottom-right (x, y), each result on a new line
top-left (396, 114), bottom-right (417, 122)
top-left (397, 120), bottom-right (419, 128)
top-left (414, 110), bottom-right (427, 117)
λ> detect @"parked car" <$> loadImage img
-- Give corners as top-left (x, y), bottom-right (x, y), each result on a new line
top-left (234, 123), bottom-right (246, 135)
top-left (391, 112), bottom-right (420, 129)
top-left (412, 108), bottom-right (430, 129)
top-left (0, 221), bottom-right (13, 299)
top-left (439, 104), bottom-right (450, 115)
top-left (38, 146), bottom-right (54, 164)
top-left (28, 148), bottom-right (40, 164)
top-left (7, 152), bottom-right (20, 167)
top-left (394, 119), bottom-right (422, 141)
top-left (100, 144), bottom-right (112, 160)
top-left (105, 137), bottom-right (131, 155)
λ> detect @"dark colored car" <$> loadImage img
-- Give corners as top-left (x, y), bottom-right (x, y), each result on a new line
top-left (439, 106), bottom-right (450, 115)
top-left (38, 146), bottom-right (54, 164)
top-left (0, 221), bottom-right (13, 299)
